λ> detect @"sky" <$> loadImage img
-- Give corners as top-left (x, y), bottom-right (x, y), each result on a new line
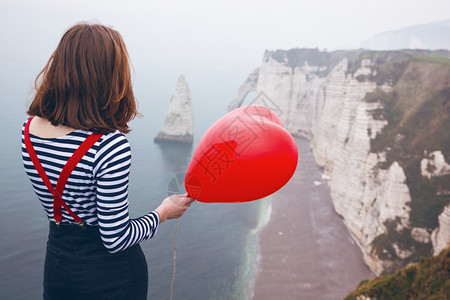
top-left (1, 0), bottom-right (449, 72)
top-left (1, 0), bottom-right (449, 119)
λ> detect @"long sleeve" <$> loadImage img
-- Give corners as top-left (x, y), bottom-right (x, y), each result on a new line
top-left (93, 132), bottom-right (160, 253)
top-left (22, 119), bottom-right (159, 254)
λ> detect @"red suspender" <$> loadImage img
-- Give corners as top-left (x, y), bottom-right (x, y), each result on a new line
top-left (24, 117), bottom-right (103, 224)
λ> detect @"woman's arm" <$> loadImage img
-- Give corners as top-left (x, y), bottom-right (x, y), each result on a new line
top-left (94, 133), bottom-right (192, 253)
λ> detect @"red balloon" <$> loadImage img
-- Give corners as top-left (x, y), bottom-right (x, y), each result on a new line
top-left (185, 105), bottom-right (298, 203)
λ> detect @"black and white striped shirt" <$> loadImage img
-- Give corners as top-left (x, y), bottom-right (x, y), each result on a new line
top-left (22, 119), bottom-right (159, 253)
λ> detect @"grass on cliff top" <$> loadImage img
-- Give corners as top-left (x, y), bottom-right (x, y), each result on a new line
top-left (412, 54), bottom-right (450, 66)
top-left (269, 48), bottom-right (450, 80)
top-left (348, 50), bottom-right (450, 85)
top-left (345, 247), bottom-right (450, 300)
top-left (269, 48), bottom-right (352, 76)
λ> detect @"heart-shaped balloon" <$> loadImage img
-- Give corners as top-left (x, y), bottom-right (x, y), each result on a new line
top-left (185, 105), bottom-right (298, 203)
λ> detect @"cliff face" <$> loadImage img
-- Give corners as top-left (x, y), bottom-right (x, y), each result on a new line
top-left (432, 204), bottom-right (450, 256)
top-left (230, 49), bottom-right (450, 275)
top-left (228, 68), bottom-right (259, 111)
top-left (155, 75), bottom-right (194, 144)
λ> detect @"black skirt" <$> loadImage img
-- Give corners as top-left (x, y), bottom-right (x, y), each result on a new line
top-left (44, 222), bottom-right (148, 300)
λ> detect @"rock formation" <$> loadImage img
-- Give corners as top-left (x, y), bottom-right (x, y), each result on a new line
top-left (227, 68), bottom-right (259, 111)
top-left (421, 151), bottom-right (450, 179)
top-left (229, 48), bottom-right (450, 275)
top-left (431, 204), bottom-right (450, 256)
top-left (154, 75), bottom-right (194, 144)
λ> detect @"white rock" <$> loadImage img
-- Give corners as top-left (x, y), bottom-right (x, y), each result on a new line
top-left (377, 162), bottom-right (411, 231)
top-left (307, 59), bottom-right (413, 271)
top-left (227, 68), bottom-right (259, 111)
top-left (392, 243), bottom-right (414, 259)
top-left (155, 75), bottom-right (194, 143)
top-left (254, 52), bottom-right (326, 137)
top-left (227, 51), bottom-right (438, 275)
top-left (354, 59), bottom-right (372, 77)
top-left (431, 204), bottom-right (450, 255)
top-left (411, 227), bottom-right (431, 243)
top-left (421, 151), bottom-right (450, 179)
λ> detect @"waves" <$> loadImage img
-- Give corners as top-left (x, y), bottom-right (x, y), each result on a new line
top-left (233, 196), bottom-right (273, 299)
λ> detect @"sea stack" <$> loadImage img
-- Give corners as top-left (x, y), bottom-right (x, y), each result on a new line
top-left (154, 75), bottom-right (194, 144)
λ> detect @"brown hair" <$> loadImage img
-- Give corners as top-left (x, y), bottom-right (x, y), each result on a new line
top-left (27, 22), bottom-right (139, 133)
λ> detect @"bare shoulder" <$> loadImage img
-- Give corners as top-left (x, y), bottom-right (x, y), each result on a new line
top-left (29, 116), bottom-right (77, 138)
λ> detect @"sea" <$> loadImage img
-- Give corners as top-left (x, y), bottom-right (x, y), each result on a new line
top-left (0, 57), bottom-right (372, 299)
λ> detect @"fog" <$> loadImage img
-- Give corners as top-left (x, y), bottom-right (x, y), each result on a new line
top-left (1, 0), bottom-right (449, 115)
top-left (2, 0), bottom-right (449, 69)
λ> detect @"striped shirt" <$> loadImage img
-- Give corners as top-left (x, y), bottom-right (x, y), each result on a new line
top-left (22, 119), bottom-right (159, 253)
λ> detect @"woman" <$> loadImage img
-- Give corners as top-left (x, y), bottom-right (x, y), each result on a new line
top-left (22, 22), bottom-right (193, 299)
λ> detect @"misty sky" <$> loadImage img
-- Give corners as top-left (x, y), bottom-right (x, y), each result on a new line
top-left (1, 0), bottom-right (449, 72)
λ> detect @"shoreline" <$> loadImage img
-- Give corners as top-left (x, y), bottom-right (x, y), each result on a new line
top-left (251, 138), bottom-right (373, 300)
top-left (247, 197), bottom-right (273, 299)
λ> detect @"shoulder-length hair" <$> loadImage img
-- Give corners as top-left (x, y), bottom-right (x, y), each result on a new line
top-left (27, 22), bottom-right (139, 133)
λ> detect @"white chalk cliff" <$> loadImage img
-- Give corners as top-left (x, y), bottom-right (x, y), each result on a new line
top-left (422, 151), bottom-right (450, 255)
top-left (155, 75), bottom-right (194, 144)
top-left (431, 204), bottom-right (450, 256)
top-left (229, 49), bottom-right (450, 275)
top-left (421, 151), bottom-right (450, 179)
top-left (228, 68), bottom-right (259, 111)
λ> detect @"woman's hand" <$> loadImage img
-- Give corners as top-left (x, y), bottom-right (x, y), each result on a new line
top-left (155, 193), bottom-right (194, 223)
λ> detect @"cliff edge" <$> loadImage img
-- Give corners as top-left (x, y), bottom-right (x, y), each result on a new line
top-left (345, 247), bottom-right (450, 300)
top-left (229, 48), bottom-right (450, 275)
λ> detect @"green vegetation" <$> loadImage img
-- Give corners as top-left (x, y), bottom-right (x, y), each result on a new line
top-left (269, 49), bottom-right (450, 83)
top-left (371, 220), bottom-right (432, 271)
top-left (347, 50), bottom-right (412, 80)
top-left (348, 50), bottom-right (450, 85)
top-left (368, 60), bottom-right (450, 229)
top-left (268, 47), bottom-right (450, 281)
top-left (269, 48), bottom-right (349, 76)
top-left (345, 247), bottom-right (450, 300)
top-left (412, 54), bottom-right (450, 66)
top-left (362, 53), bottom-right (450, 267)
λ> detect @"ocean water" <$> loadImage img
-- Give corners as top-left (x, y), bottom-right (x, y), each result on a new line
top-left (0, 58), bottom-right (266, 300)
top-left (0, 58), bottom-right (372, 299)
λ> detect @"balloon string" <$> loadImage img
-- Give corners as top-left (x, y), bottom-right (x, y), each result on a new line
top-left (170, 218), bottom-right (179, 300)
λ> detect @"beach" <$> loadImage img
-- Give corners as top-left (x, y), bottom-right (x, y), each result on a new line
top-left (252, 138), bottom-right (373, 300)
